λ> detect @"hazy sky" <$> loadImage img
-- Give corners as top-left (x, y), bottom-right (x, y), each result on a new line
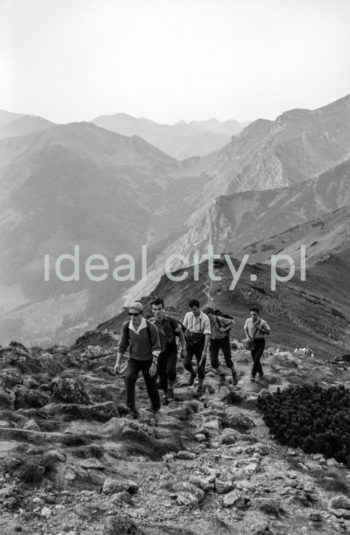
top-left (1, 0), bottom-right (350, 124)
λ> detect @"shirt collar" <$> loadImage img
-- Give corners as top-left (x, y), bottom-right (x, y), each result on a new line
top-left (129, 317), bottom-right (147, 334)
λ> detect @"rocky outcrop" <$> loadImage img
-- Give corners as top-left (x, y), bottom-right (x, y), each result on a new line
top-left (0, 338), bottom-right (350, 534)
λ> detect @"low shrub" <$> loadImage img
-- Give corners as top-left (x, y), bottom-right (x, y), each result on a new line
top-left (257, 383), bottom-right (350, 466)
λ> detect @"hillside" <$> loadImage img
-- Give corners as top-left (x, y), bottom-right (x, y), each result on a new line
top-left (99, 255), bottom-right (350, 359)
top-left (0, 330), bottom-right (350, 533)
top-left (1, 95), bottom-right (350, 347)
top-left (0, 123), bottom-right (211, 346)
top-left (91, 113), bottom-right (247, 159)
top-left (0, 115), bottom-right (54, 140)
top-left (176, 94), bottom-right (350, 194)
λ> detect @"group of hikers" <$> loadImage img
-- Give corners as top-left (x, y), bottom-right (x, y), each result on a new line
top-left (113, 298), bottom-right (270, 419)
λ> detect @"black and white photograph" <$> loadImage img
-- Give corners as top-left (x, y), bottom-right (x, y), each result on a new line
top-left (1, 0), bottom-right (350, 533)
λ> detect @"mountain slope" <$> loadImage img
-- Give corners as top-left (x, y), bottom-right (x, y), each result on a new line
top-left (176, 94), bottom-right (350, 194)
top-left (242, 205), bottom-right (350, 267)
top-left (100, 252), bottom-right (350, 357)
top-left (122, 156), bottom-right (350, 307)
top-left (0, 115), bottom-right (54, 140)
top-left (91, 113), bottom-right (246, 159)
top-left (0, 109), bottom-right (24, 127)
top-left (0, 123), bottom-right (211, 345)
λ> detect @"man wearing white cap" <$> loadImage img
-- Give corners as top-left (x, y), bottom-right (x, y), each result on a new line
top-left (114, 301), bottom-right (161, 418)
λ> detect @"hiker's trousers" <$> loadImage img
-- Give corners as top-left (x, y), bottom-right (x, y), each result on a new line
top-left (251, 338), bottom-right (265, 377)
top-left (125, 358), bottom-right (160, 411)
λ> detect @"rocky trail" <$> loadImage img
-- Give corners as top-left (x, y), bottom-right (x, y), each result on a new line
top-left (1, 337), bottom-right (350, 534)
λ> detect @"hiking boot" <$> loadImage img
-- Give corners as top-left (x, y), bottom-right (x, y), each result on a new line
top-left (128, 408), bottom-right (139, 419)
top-left (167, 387), bottom-right (175, 401)
top-left (196, 383), bottom-right (203, 397)
top-left (162, 395), bottom-right (169, 406)
top-left (250, 376), bottom-right (256, 382)
top-left (231, 369), bottom-right (238, 385)
top-left (219, 374), bottom-right (226, 387)
top-left (258, 373), bottom-right (264, 380)
top-left (187, 372), bottom-right (196, 386)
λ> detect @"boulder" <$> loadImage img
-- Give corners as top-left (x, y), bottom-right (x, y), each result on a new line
top-left (50, 377), bottom-right (90, 404)
top-left (103, 513), bottom-right (145, 535)
top-left (226, 413), bottom-right (256, 433)
top-left (329, 495), bottom-right (350, 510)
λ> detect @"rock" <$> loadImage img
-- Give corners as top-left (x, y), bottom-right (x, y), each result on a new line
top-left (326, 458), bottom-right (339, 467)
top-left (9, 341), bottom-right (30, 353)
top-left (223, 490), bottom-right (250, 509)
top-left (111, 491), bottom-right (133, 504)
top-left (189, 475), bottom-right (214, 491)
top-left (176, 493), bottom-right (199, 506)
top-left (309, 512), bottom-right (323, 522)
top-left (14, 387), bottom-right (49, 409)
top-left (240, 462), bottom-right (260, 476)
top-left (79, 458), bottom-right (105, 470)
top-left (194, 433), bottom-right (207, 442)
top-left (220, 428), bottom-right (241, 445)
top-left (331, 509), bottom-right (350, 519)
top-left (42, 449), bottom-right (67, 466)
top-left (41, 506), bottom-right (52, 518)
top-left (175, 451), bottom-right (196, 460)
top-left (43, 401), bottom-right (116, 421)
top-left (102, 478), bottom-right (139, 495)
top-left (0, 386), bottom-right (15, 409)
top-left (329, 495), bottom-right (350, 510)
top-left (103, 513), bottom-right (145, 535)
top-left (226, 413), bottom-right (256, 433)
top-left (23, 418), bottom-right (40, 432)
top-left (0, 369), bottom-right (23, 388)
top-left (215, 479), bottom-right (235, 494)
top-left (50, 377), bottom-right (90, 404)
top-left (256, 498), bottom-right (284, 517)
top-left (172, 482), bottom-right (205, 502)
top-left (254, 443), bottom-right (269, 456)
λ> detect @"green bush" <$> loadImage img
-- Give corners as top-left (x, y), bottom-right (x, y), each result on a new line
top-left (257, 383), bottom-right (350, 466)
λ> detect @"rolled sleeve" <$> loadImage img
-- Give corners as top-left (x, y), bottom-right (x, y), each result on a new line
top-left (183, 313), bottom-right (190, 329)
top-left (202, 313), bottom-right (211, 335)
top-left (261, 320), bottom-right (271, 334)
top-left (149, 323), bottom-right (161, 353)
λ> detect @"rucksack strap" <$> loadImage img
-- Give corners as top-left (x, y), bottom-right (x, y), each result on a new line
top-left (126, 320), bottom-right (153, 345)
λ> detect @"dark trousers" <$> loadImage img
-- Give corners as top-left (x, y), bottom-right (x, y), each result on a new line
top-left (209, 336), bottom-right (235, 370)
top-left (184, 340), bottom-right (206, 381)
top-left (125, 359), bottom-right (160, 411)
top-left (251, 338), bottom-right (266, 377)
top-left (157, 342), bottom-right (177, 392)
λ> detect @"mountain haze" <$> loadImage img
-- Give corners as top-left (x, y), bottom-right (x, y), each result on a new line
top-left (0, 115), bottom-right (54, 140)
top-left (0, 122), bottom-right (211, 345)
top-left (91, 113), bottom-right (247, 159)
top-left (1, 95), bottom-right (350, 346)
top-left (177, 94), bottom-right (350, 194)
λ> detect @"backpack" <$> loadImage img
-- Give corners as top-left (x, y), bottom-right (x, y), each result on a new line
top-left (214, 309), bottom-right (234, 319)
top-left (214, 314), bottom-right (232, 335)
top-left (148, 318), bottom-right (168, 351)
top-left (176, 321), bottom-right (187, 336)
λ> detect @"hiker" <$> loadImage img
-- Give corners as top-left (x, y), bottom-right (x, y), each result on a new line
top-left (304, 345), bottom-right (313, 357)
top-left (113, 302), bottom-right (161, 419)
top-left (244, 306), bottom-right (271, 381)
top-left (203, 307), bottom-right (238, 386)
top-left (183, 299), bottom-right (211, 396)
top-left (150, 297), bottom-right (186, 405)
